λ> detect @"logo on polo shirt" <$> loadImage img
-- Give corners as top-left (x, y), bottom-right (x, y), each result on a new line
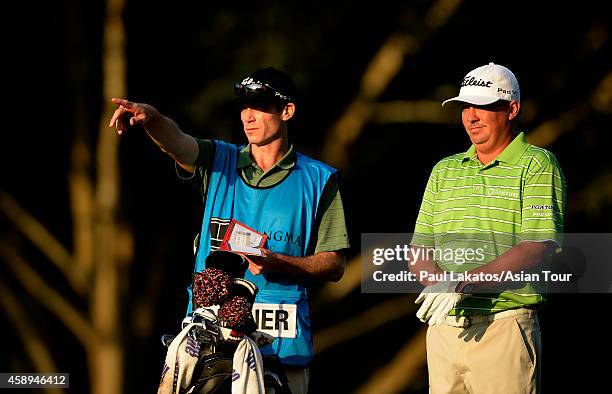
top-left (530, 204), bottom-right (554, 217)
top-left (531, 205), bottom-right (553, 210)
top-left (486, 187), bottom-right (519, 198)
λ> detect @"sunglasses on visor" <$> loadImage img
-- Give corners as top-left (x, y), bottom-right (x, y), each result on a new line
top-left (233, 80), bottom-right (291, 102)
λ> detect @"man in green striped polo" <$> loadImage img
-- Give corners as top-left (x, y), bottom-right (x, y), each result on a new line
top-left (410, 63), bottom-right (566, 393)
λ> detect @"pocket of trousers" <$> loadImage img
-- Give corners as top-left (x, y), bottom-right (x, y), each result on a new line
top-left (512, 317), bottom-right (536, 367)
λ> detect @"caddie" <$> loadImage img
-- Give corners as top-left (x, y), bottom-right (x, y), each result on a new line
top-left (109, 67), bottom-right (349, 394)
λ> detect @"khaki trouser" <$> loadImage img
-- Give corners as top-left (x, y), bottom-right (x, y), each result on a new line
top-left (426, 308), bottom-right (541, 394)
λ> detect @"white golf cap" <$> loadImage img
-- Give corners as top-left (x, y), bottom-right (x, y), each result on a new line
top-left (442, 62), bottom-right (520, 107)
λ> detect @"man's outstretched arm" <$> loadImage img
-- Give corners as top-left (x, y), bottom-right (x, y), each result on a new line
top-left (108, 98), bottom-right (199, 173)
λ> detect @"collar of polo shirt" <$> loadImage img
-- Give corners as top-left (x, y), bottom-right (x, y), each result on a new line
top-left (237, 144), bottom-right (296, 170)
top-left (462, 132), bottom-right (530, 166)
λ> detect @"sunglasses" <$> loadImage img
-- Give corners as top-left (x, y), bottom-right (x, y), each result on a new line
top-left (234, 79), bottom-right (291, 102)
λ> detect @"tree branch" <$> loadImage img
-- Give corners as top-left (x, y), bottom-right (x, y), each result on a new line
top-left (370, 100), bottom-right (456, 124)
top-left (528, 71), bottom-right (612, 147)
top-left (314, 295), bottom-right (417, 354)
top-left (355, 327), bottom-right (427, 394)
top-left (313, 255), bottom-right (362, 307)
top-left (0, 240), bottom-right (96, 349)
top-left (321, 33), bottom-right (415, 170)
top-left (0, 278), bottom-right (64, 394)
top-left (70, 137), bottom-right (95, 280)
top-left (86, 0), bottom-right (128, 393)
top-left (321, 0), bottom-right (463, 170)
top-left (0, 191), bottom-right (86, 295)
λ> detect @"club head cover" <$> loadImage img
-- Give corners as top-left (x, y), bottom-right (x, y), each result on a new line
top-left (205, 250), bottom-right (248, 278)
top-left (232, 278), bottom-right (259, 305)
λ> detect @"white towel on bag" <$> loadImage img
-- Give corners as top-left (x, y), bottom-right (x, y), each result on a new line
top-left (231, 336), bottom-right (265, 394)
top-left (158, 323), bottom-right (202, 394)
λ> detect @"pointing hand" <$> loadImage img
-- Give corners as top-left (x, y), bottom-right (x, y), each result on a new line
top-left (108, 98), bottom-right (160, 134)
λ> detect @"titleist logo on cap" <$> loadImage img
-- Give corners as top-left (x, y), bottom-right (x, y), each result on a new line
top-left (442, 62), bottom-right (521, 107)
top-left (461, 76), bottom-right (493, 88)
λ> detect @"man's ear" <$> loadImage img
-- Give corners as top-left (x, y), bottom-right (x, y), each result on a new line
top-left (508, 100), bottom-right (520, 121)
top-left (282, 103), bottom-right (296, 121)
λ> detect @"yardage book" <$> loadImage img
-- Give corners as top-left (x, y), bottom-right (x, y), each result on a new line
top-left (220, 219), bottom-right (268, 256)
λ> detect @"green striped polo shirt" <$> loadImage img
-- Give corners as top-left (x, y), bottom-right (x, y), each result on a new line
top-left (413, 132), bottom-right (566, 315)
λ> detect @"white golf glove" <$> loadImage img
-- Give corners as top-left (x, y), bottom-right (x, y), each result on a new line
top-left (415, 281), bottom-right (466, 326)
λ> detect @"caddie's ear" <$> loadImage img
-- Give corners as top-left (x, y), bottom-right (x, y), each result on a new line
top-left (508, 100), bottom-right (520, 121)
top-left (282, 102), bottom-right (296, 121)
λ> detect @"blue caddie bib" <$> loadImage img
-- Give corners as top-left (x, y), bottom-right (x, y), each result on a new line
top-left (187, 140), bottom-right (335, 367)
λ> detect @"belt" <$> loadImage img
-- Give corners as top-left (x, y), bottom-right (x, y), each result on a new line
top-left (445, 308), bottom-right (535, 328)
